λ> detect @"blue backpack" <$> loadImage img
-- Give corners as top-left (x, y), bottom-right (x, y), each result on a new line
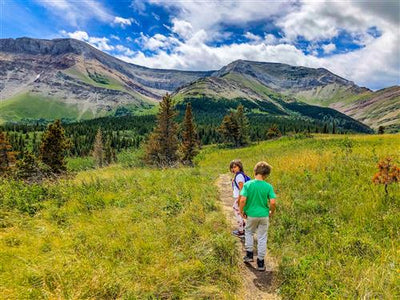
top-left (233, 172), bottom-right (251, 189)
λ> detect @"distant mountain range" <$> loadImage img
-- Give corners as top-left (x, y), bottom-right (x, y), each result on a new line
top-left (1, 37), bottom-right (398, 132)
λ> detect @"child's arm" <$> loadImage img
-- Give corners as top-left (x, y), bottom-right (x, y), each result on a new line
top-left (269, 198), bottom-right (276, 217)
top-left (239, 196), bottom-right (247, 219)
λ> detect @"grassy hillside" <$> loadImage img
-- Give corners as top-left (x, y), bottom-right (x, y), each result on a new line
top-left (1, 134), bottom-right (399, 298)
top-left (198, 134), bottom-right (400, 298)
top-left (0, 93), bottom-right (96, 123)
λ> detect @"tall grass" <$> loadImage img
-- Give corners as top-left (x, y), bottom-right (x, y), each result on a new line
top-left (1, 134), bottom-right (399, 299)
top-left (198, 134), bottom-right (400, 299)
top-left (0, 167), bottom-right (239, 298)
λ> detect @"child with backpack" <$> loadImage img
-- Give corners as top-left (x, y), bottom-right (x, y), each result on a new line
top-left (230, 159), bottom-right (251, 237)
top-left (239, 161), bottom-right (276, 271)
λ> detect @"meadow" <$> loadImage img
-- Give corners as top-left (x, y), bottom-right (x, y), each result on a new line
top-left (1, 134), bottom-right (399, 299)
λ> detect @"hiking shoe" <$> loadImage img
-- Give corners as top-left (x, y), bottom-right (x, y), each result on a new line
top-left (243, 251), bottom-right (254, 263)
top-left (232, 230), bottom-right (245, 237)
top-left (257, 258), bottom-right (266, 271)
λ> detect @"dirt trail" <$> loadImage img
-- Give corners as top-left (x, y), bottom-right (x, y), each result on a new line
top-left (216, 174), bottom-right (280, 300)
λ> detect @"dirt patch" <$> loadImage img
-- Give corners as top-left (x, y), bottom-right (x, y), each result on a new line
top-left (216, 174), bottom-right (280, 300)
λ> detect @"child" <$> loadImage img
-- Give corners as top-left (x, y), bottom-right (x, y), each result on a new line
top-left (230, 159), bottom-right (248, 237)
top-left (239, 161), bottom-right (276, 271)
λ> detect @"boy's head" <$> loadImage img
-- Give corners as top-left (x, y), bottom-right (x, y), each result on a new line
top-left (254, 161), bottom-right (272, 178)
top-left (230, 159), bottom-right (244, 173)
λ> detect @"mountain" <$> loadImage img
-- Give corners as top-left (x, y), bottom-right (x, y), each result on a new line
top-left (173, 60), bottom-right (372, 133)
top-left (329, 86), bottom-right (400, 132)
top-left (0, 37), bottom-right (212, 122)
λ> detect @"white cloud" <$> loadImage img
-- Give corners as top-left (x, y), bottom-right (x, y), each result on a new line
top-left (110, 35), bottom-right (120, 40)
top-left (322, 43), bottom-right (336, 54)
top-left (60, 30), bottom-right (114, 52)
top-left (137, 32), bottom-right (180, 51)
top-left (35, 0), bottom-right (113, 26)
top-left (244, 32), bottom-right (262, 43)
top-left (113, 16), bottom-right (138, 28)
top-left (171, 18), bottom-right (193, 40)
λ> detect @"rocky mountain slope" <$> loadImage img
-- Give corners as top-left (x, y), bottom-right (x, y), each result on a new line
top-left (329, 86), bottom-right (400, 131)
top-left (173, 60), bottom-right (372, 132)
top-left (1, 38), bottom-right (396, 132)
top-left (0, 38), bottom-right (212, 121)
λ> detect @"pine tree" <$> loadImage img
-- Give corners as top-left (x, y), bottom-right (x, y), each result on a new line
top-left (0, 131), bottom-right (17, 175)
top-left (236, 104), bottom-right (250, 146)
top-left (219, 111), bottom-right (239, 147)
top-left (180, 102), bottom-right (199, 166)
top-left (145, 93), bottom-right (179, 167)
top-left (15, 151), bottom-right (42, 181)
top-left (39, 120), bottom-right (70, 174)
top-left (266, 124), bottom-right (282, 139)
top-left (104, 136), bottom-right (113, 165)
top-left (93, 128), bottom-right (104, 168)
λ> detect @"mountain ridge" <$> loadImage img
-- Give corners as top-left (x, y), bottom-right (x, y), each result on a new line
top-left (0, 37), bottom-right (397, 132)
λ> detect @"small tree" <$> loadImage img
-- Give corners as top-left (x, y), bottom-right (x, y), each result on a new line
top-left (0, 131), bottom-right (17, 175)
top-left (180, 102), bottom-right (199, 166)
top-left (39, 120), bottom-right (70, 174)
top-left (93, 128), bottom-right (104, 168)
top-left (15, 151), bottom-right (43, 182)
top-left (236, 105), bottom-right (250, 146)
top-left (378, 126), bottom-right (385, 134)
top-left (372, 157), bottom-right (400, 195)
top-left (104, 137), bottom-right (113, 166)
top-left (145, 93), bottom-right (179, 167)
top-left (219, 111), bottom-right (239, 147)
top-left (266, 124), bottom-right (282, 140)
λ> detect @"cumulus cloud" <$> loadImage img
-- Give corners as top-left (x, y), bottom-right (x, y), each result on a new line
top-left (113, 16), bottom-right (138, 28)
top-left (171, 18), bottom-right (193, 40)
top-left (322, 43), bottom-right (336, 54)
top-left (60, 30), bottom-right (115, 51)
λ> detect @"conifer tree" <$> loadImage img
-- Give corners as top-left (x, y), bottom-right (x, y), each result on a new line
top-left (15, 151), bottom-right (42, 181)
top-left (180, 102), bottom-right (199, 166)
top-left (0, 131), bottom-right (17, 175)
top-left (219, 111), bottom-right (239, 147)
top-left (39, 120), bottom-right (70, 174)
top-left (145, 93), bottom-right (179, 167)
top-left (93, 128), bottom-right (104, 167)
top-left (236, 104), bottom-right (250, 146)
top-left (266, 124), bottom-right (282, 139)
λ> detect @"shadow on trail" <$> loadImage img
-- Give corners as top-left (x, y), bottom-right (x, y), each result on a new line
top-left (239, 237), bottom-right (277, 293)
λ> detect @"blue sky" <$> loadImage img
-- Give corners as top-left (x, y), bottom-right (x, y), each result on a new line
top-left (1, 0), bottom-right (399, 90)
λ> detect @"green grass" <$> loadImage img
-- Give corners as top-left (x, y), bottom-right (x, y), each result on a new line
top-left (1, 134), bottom-right (399, 298)
top-left (0, 93), bottom-right (95, 122)
top-left (197, 134), bottom-right (400, 299)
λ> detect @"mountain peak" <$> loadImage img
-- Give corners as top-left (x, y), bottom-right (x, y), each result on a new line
top-left (0, 37), bottom-right (102, 58)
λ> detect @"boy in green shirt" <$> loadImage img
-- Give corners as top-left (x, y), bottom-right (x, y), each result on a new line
top-left (239, 161), bottom-right (276, 271)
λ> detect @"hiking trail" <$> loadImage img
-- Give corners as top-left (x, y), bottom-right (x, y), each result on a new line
top-left (216, 174), bottom-right (280, 300)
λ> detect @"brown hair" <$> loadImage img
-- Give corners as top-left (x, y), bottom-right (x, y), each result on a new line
top-left (229, 159), bottom-right (244, 172)
top-left (254, 161), bottom-right (272, 177)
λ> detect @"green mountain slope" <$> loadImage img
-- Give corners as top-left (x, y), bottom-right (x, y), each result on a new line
top-left (173, 63), bottom-right (372, 133)
top-left (329, 86), bottom-right (400, 132)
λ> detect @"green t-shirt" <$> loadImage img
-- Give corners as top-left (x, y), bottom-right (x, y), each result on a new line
top-left (240, 179), bottom-right (276, 217)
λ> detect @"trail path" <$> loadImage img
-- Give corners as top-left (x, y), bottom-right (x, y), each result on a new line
top-left (216, 174), bottom-right (280, 300)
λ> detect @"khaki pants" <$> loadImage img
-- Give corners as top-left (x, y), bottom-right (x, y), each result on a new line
top-left (245, 217), bottom-right (269, 259)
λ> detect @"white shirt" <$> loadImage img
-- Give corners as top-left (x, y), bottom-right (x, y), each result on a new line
top-left (232, 173), bottom-right (245, 198)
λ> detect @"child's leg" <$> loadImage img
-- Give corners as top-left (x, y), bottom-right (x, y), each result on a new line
top-left (256, 217), bottom-right (269, 259)
top-left (232, 197), bottom-right (245, 232)
top-left (245, 217), bottom-right (258, 253)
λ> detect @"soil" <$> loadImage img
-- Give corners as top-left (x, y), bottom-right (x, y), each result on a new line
top-left (216, 174), bottom-right (280, 300)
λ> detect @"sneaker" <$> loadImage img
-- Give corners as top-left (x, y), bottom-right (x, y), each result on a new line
top-left (243, 251), bottom-right (254, 263)
top-left (232, 230), bottom-right (245, 237)
top-left (257, 258), bottom-right (266, 271)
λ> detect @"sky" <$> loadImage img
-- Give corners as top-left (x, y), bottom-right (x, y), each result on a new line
top-left (1, 0), bottom-right (399, 90)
